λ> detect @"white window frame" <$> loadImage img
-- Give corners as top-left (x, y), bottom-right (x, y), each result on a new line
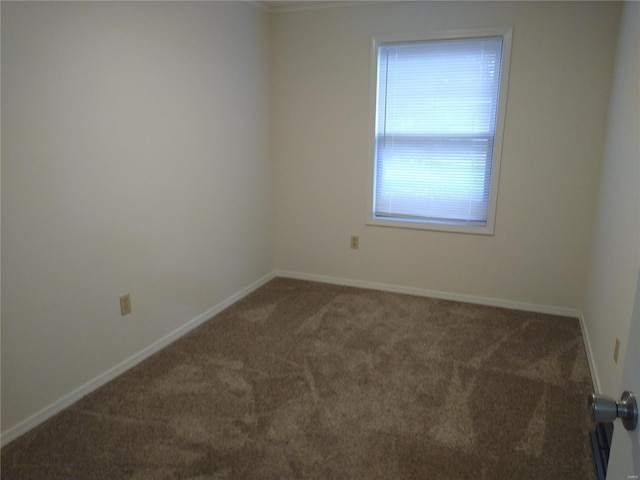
top-left (366, 27), bottom-right (512, 235)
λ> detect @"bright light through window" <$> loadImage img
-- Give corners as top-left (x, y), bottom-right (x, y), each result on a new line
top-left (369, 29), bottom-right (512, 234)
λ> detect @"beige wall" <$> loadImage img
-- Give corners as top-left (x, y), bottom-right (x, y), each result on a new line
top-left (1, 0), bottom-right (631, 444)
top-left (1, 2), bottom-right (273, 434)
top-left (271, 1), bottom-right (621, 309)
top-left (582, 1), bottom-right (639, 396)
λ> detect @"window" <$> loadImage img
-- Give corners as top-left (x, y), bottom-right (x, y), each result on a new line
top-left (368, 28), bottom-right (512, 234)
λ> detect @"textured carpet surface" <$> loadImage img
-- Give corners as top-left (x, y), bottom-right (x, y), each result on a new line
top-left (1, 278), bottom-right (597, 479)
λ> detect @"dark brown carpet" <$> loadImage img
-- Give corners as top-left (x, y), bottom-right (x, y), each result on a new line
top-left (1, 278), bottom-right (597, 479)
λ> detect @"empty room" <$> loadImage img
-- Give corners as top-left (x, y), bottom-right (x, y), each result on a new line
top-left (1, 1), bottom-right (638, 478)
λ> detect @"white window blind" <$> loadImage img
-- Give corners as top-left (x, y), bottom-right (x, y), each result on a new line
top-left (372, 34), bottom-right (507, 231)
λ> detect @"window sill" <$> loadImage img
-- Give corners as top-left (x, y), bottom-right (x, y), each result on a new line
top-left (366, 216), bottom-right (495, 236)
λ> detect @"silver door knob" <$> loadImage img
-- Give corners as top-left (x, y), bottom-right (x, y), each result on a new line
top-left (588, 390), bottom-right (638, 431)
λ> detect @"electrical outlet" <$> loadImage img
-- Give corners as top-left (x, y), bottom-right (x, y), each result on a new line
top-left (614, 337), bottom-right (621, 364)
top-left (350, 235), bottom-right (359, 250)
top-left (120, 294), bottom-right (132, 316)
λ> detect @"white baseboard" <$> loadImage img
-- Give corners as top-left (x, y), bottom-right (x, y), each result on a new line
top-left (277, 270), bottom-right (582, 318)
top-left (278, 270), bottom-right (600, 391)
top-left (0, 271), bottom-right (276, 448)
top-left (2, 269), bottom-right (599, 446)
top-left (576, 311), bottom-right (601, 393)
top-left (278, 270), bottom-right (600, 390)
